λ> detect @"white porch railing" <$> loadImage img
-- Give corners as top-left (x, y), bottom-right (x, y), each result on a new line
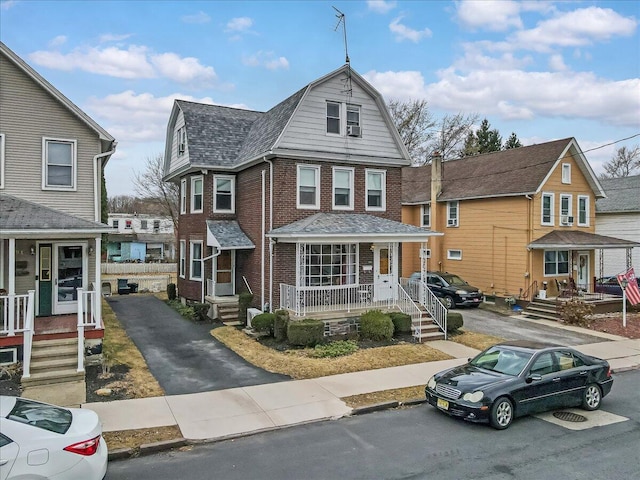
top-left (77, 287), bottom-right (102, 373)
top-left (0, 291), bottom-right (35, 377)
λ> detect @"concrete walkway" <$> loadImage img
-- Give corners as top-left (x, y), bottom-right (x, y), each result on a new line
top-left (84, 324), bottom-right (640, 446)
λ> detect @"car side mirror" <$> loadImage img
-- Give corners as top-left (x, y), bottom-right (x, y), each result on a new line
top-left (526, 374), bottom-right (542, 384)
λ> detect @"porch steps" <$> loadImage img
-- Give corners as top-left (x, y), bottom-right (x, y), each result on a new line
top-left (218, 302), bottom-right (240, 325)
top-left (522, 299), bottom-right (560, 321)
top-left (412, 314), bottom-right (446, 343)
top-left (21, 338), bottom-right (86, 406)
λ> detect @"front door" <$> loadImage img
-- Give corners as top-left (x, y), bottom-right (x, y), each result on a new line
top-left (373, 244), bottom-right (394, 301)
top-left (577, 253), bottom-right (589, 291)
top-left (214, 250), bottom-right (234, 296)
top-left (37, 244), bottom-right (53, 316)
top-left (54, 244), bottom-right (86, 314)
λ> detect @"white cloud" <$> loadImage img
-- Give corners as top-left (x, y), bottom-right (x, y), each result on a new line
top-left (389, 17), bottom-right (432, 43)
top-left (548, 54), bottom-right (567, 71)
top-left (226, 17), bottom-right (253, 32)
top-left (456, 0), bottom-right (523, 32)
top-left (367, 1), bottom-right (396, 14)
top-left (181, 11), bottom-right (211, 24)
top-left (242, 51), bottom-right (289, 70)
top-left (98, 33), bottom-right (133, 43)
top-left (363, 70), bottom-right (428, 99)
top-left (151, 53), bottom-right (218, 85)
top-left (48, 35), bottom-right (67, 48)
top-left (0, 0), bottom-right (18, 11)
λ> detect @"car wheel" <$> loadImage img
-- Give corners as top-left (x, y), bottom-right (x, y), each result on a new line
top-left (582, 384), bottom-right (602, 411)
top-left (443, 296), bottom-right (455, 309)
top-left (490, 397), bottom-right (514, 430)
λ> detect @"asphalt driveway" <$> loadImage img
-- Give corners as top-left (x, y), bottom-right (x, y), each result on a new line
top-left (459, 307), bottom-right (611, 345)
top-left (106, 295), bottom-right (289, 395)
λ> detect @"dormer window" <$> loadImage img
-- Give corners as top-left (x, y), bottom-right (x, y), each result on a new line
top-left (177, 126), bottom-right (187, 156)
top-left (326, 102), bottom-right (361, 137)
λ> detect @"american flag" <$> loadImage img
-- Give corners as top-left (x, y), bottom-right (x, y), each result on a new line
top-left (617, 268), bottom-right (640, 306)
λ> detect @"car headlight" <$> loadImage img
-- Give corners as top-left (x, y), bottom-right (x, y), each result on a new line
top-left (427, 376), bottom-right (436, 390)
top-left (455, 289), bottom-right (468, 295)
top-left (462, 391), bottom-right (484, 403)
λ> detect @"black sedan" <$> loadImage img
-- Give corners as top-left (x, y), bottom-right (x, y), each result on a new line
top-left (425, 341), bottom-right (613, 429)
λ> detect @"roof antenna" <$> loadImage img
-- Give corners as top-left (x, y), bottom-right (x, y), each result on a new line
top-left (333, 6), bottom-right (350, 65)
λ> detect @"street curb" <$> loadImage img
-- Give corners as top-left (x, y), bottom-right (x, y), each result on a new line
top-left (108, 438), bottom-right (189, 461)
top-left (351, 397), bottom-right (427, 415)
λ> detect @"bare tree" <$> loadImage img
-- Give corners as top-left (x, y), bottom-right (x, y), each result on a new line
top-left (387, 99), bottom-right (435, 165)
top-left (107, 195), bottom-right (139, 213)
top-left (132, 154), bottom-right (180, 230)
top-left (432, 112), bottom-right (479, 160)
top-left (600, 145), bottom-right (640, 178)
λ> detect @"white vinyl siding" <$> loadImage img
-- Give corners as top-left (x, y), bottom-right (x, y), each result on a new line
top-left (189, 241), bottom-right (202, 280)
top-left (297, 164), bottom-right (320, 209)
top-left (180, 178), bottom-right (187, 214)
top-left (214, 175), bottom-right (235, 213)
top-left (0, 133), bottom-right (4, 189)
top-left (365, 169), bottom-right (385, 211)
top-left (578, 195), bottom-right (589, 226)
top-left (42, 137), bottom-right (76, 190)
top-left (169, 111), bottom-right (189, 173)
top-left (541, 192), bottom-right (554, 226)
top-left (191, 176), bottom-right (203, 213)
top-left (332, 166), bottom-right (354, 210)
top-left (595, 212), bottom-right (640, 276)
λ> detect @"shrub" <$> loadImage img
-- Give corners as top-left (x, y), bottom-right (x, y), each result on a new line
top-left (310, 340), bottom-right (358, 358)
top-left (359, 310), bottom-right (394, 341)
top-left (446, 312), bottom-right (464, 333)
top-left (167, 283), bottom-right (177, 301)
top-left (389, 312), bottom-right (412, 335)
top-left (238, 292), bottom-right (254, 325)
top-left (167, 299), bottom-right (195, 321)
top-left (287, 319), bottom-right (325, 347)
top-left (192, 303), bottom-right (210, 322)
top-left (274, 310), bottom-right (290, 342)
top-left (558, 298), bottom-right (593, 327)
top-left (251, 313), bottom-right (275, 335)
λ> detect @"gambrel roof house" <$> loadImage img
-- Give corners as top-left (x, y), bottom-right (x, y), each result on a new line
top-left (0, 41), bottom-right (115, 404)
top-left (595, 174), bottom-right (640, 276)
top-left (164, 65), bottom-right (446, 342)
top-left (401, 138), bottom-right (639, 311)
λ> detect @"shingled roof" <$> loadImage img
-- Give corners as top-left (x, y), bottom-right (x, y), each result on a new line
top-left (596, 174), bottom-right (640, 213)
top-left (528, 230), bottom-right (640, 249)
top-left (402, 138), bottom-right (601, 204)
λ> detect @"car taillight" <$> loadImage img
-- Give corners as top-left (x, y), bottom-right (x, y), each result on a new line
top-left (64, 435), bottom-right (101, 456)
top-left (607, 367), bottom-right (612, 378)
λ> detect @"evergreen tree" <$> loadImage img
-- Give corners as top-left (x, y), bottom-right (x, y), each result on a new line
top-left (475, 118), bottom-right (502, 153)
top-left (504, 132), bottom-right (522, 149)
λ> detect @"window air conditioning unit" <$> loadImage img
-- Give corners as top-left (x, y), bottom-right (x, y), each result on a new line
top-left (447, 219), bottom-right (458, 227)
top-left (347, 125), bottom-right (361, 137)
top-left (560, 215), bottom-right (572, 225)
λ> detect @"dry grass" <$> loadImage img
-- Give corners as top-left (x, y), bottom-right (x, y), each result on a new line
top-left (342, 385), bottom-right (425, 408)
top-left (450, 330), bottom-right (505, 351)
top-left (103, 425), bottom-right (183, 451)
top-left (211, 327), bottom-right (453, 378)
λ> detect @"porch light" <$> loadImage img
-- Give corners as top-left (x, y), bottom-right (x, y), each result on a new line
top-left (88, 246), bottom-right (94, 255)
top-left (30, 245), bottom-right (35, 255)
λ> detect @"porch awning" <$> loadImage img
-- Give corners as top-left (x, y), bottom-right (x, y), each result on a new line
top-left (267, 213), bottom-right (442, 243)
top-left (528, 230), bottom-right (640, 249)
top-left (206, 220), bottom-right (255, 250)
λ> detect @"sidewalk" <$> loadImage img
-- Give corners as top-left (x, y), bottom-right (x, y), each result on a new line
top-left (84, 325), bottom-right (640, 451)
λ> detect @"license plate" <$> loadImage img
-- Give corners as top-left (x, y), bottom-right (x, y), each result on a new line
top-left (437, 398), bottom-right (449, 410)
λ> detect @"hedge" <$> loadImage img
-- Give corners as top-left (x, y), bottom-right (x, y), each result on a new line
top-left (287, 319), bottom-right (324, 347)
top-left (389, 312), bottom-right (412, 335)
top-left (274, 309), bottom-right (290, 342)
top-left (252, 313), bottom-right (275, 335)
top-left (360, 310), bottom-right (394, 341)
top-left (238, 292), bottom-right (254, 325)
top-left (167, 283), bottom-right (177, 301)
top-left (446, 312), bottom-right (464, 332)
top-left (192, 302), bottom-right (210, 322)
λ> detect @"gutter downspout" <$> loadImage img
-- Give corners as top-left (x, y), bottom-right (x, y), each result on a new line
top-left (93, 142), bottom-right (117, 223)
top-left (264, 157), bottom-right (274, 312)
top-left (261, 170), bottom-right (266, 311)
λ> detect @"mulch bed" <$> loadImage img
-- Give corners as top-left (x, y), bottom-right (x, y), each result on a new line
top-left (85, 363), bottom-right (132, 403)
top-left (585, 312), bottom-right (640, 339)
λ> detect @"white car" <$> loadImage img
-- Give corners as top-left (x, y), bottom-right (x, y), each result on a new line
top-left (0, 396), bottom-right (107, 480)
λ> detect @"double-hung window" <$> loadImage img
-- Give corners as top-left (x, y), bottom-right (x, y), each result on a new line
top-left (43, 138), bottom-right (76, 190)
top-left (366, 169), bottom-right (385, 211)
top-left (112, 220), bottom-right (119, 229)
top-left (333, 167), bottom-right (353, 210)
top-left (190, 241), bottom-right (202, 280)
top-left (421, 204), bottom-right (431, 228)
top-left (326, 102), bottom-right (341, 134)
top-left (214, 175), bottom-right (235, 213)
top-left (544, 250), bottom-right (569, 275)
top-left (180, 179), bottom-right (187, 214)
top-left (561, 163), bottom-right (571, 184)
top-left (541, 192), bottom-right (554, 225)
top-left (447, 201), bottom-right (459, 227)
top-left (179, 240), bottom-right (186, 278)
top-left (560, 194), bottom-right (572, 225)
top-left (297, 165), bottom-right (320, 209)
top-left (140, 220), bottom-right (148, 230)
top-left (177, 126), bottom-right (186, 155)
top-left (577, 195), bottom-right (589, 226)
top-left (191, 176), bottom-right (203, 213)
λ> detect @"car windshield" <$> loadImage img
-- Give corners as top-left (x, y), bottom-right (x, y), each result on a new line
top-left (441, 274), bottom-right (467, 286)
top-left (7, 398), bottom-right (72, 434)
top-left (470, 346), bottom-right (533, 376)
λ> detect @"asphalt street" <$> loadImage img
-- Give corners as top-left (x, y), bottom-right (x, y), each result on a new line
top-left (105, 295), bottom-right (289, 395)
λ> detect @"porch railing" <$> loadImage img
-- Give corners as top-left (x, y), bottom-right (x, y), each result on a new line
top-left (394, 283), bottom-right (424, 337)
top-left (399, 277), bottom-right (448, 340)
top-left (0, 291), bottom-right (35, 377)
top-left (76, 287), bottom-right (103, 373)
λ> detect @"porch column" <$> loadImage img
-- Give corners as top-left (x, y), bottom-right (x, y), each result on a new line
top-left (296, 242), bottom-right (306, 315)
top-left (94, 236), bottom-right (102, 329)
top-left (8, 237), bottom-right (15, 295)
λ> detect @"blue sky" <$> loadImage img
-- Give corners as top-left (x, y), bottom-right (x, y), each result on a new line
top-left (1, 0), bottom-right (639, 196)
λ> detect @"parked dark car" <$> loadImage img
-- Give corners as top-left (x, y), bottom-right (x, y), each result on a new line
top-left (594, 276), bottom-right (639, 296)
top-left (410, 271), bottom-right (482, 309)
top-left (425, 341), bottom-right (613, 429)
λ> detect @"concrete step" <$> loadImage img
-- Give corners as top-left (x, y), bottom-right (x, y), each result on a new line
top-left (29, 357), bottom-right (78, 373)
top-left (31, 338), bottom-right (78, 348)
top-left (31, 345), bottom-right (77, 359)
top-left (22, 369), bottom-right (84, 387)
top-left (415, 331), bottom-right (446, 342)
top-left (522, 310), bottom-right (559, 321)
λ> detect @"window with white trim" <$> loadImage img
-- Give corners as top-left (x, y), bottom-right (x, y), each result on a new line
top-left (366, 169), bottom-right (385, 211)
top-left (559, 194), bottom-right (572, 225)
top-left (42, 138), bottom-right (76, 190)
top-left (447, 249), bottom-right (462, 260)
top-left (303, 244), bottom-right (357, 287)
top-left (177, 126), bottom-right (186, 155)
top-left (214, 175), bottom-right (235, 213)
top-left (561, 163), bottom-right (571, 184)
top-left (191, 176), bottom-right (203, 213)
top-left (0, 133), bottom-right (5, 189)
top-left (326, 101), bottom-right (340, 134)
top-left (180, 178), bottom-right (187, 214)
top-left (140, 220), bottom-right (148, 230)
top-left (577, 195), bottom-right (589, 226)
top-left (541, 192), bottom-right (554, 225)
top-left (332, 167), bottom-right (353, 210)
top-left (297, 165), bottom-right (320, 209)
top-left (447, 201), bottom-right (459, 227)
top-left (112, 220), bottom-right (119, 229)
top-left (125, 220), bottom-right (132, 229)
top-left (544, 250), bottom-right (569, 275)
top-left (179, 240), bottom-right (186, 278)
top-left (421, 204), bottom-right (431, 228)
top-left (190, 241), bottom-right (202, 280)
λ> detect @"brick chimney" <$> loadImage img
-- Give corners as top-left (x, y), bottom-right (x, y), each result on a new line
top-left (431, 151), bottom-right (443, 203)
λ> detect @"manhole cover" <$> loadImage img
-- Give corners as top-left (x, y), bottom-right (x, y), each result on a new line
top-left (553, 411), bottom-right (587, 422)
